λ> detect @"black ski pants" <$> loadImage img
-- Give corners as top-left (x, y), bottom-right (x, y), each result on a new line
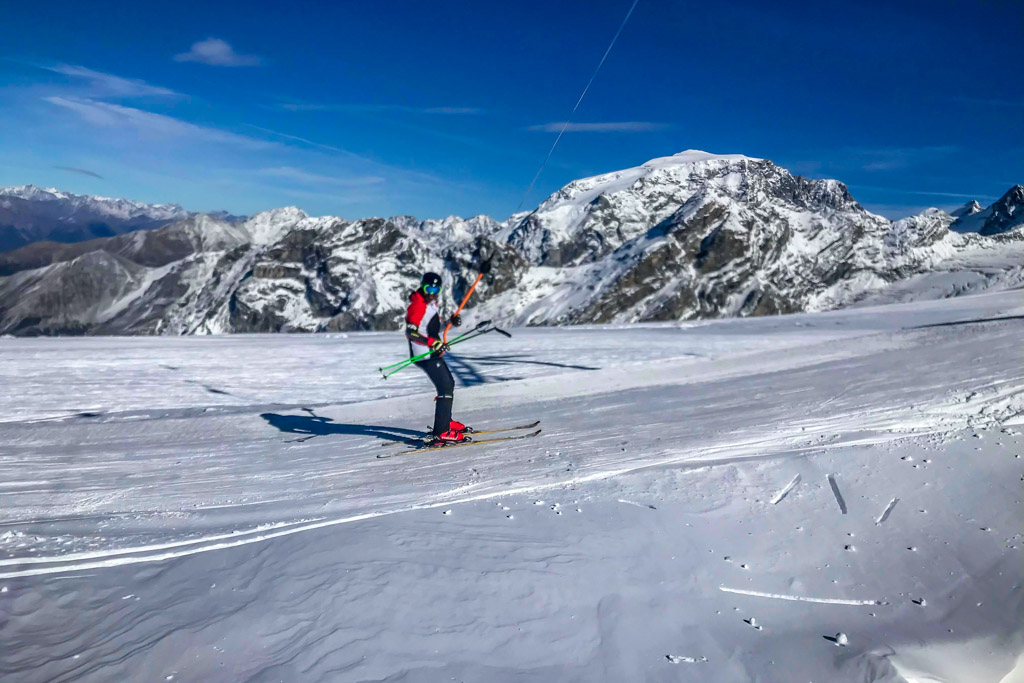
top-left (415, 355), bottom-right (454, 435)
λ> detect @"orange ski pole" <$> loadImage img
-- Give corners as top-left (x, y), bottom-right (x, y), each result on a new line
top-left (443, 271), bottom-right (484, 343)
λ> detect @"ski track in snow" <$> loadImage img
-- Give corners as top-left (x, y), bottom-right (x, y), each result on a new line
top-left (718, 586), bottom-right (883, 606)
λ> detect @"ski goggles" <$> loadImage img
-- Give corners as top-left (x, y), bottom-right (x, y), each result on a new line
top-left (422, 284), bottom-right (442, 295)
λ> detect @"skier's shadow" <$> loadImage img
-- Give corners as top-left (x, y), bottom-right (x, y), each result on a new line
top-left (458, 354), bottom-right (600, 371)
top-left (446, 353), bottom-right (599, 387)
top-left (445, 354), bottom-right (520, 387)
top-left (260, 412), bottom-right (422, 444)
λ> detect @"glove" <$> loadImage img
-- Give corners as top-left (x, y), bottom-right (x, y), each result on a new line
top-left (430, 339), bottom-right (451, 355)
top-left (449, 314), bottom-right (462, 327)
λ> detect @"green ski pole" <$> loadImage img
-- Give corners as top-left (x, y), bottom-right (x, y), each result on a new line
top-left (378, 320), bottom-right (492, 378)
top-left (378, 320), bottom-right (490, 372)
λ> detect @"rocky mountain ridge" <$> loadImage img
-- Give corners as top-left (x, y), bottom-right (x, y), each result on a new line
top-left (1, 152), bottom-right (1021, 336)
top-left (0, 185), bottom-right (249, 253)
top-left (0, 185), bottom-right (196, 252)
top-left (950, 185), bottom-right (1024, 236)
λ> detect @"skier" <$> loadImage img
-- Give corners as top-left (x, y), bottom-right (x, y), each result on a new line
top-left (405, 272), bottom-right (467, 445)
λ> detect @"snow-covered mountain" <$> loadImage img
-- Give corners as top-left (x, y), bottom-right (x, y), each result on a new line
top-left (0, 152), bottom-right (1021, 336)
top-left (0, 185), bottom-right (195, 251)
top-left (950, 184), bottom-right (1024, 236)
top-left (951, 199), bottom-right (983, 219)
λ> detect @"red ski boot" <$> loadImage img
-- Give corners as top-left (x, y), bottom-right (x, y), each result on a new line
top-left (430, 429), bottom-right (468, 446)
top-left (449, 419), bottom-right (469, 433)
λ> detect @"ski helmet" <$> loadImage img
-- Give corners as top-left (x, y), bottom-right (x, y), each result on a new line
top-left (420, 272), bottom-right (442, 296)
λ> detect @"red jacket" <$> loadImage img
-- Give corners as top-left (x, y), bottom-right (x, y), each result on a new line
top-left (405, 290), bottom-right (441, 357)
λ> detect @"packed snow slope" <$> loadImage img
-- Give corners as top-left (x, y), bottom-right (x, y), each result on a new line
top-left (1, 290), bottom-right (1023, 682)
top-left (1, 153), bottom-right (1021, 335)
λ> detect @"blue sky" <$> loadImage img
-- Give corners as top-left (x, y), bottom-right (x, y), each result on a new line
top-left (1, 0), bottom-right (1021, 220)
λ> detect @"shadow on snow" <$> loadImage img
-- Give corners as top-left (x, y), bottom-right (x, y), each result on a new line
top-left (260, 412), bottom-right (422, 444)
top-left (446, 353), bottom-right (600, 387)
top-left (263, 353), bottom-right (600, 437)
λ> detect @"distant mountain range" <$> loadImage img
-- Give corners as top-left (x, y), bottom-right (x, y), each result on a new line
top-left (1, 151), bottom-right (1021, 336)
top-left (0, 185), bottom-right (187, 251)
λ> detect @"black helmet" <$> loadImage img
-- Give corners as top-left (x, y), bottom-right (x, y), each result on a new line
top-left (420, 272), bottom-right (442, 295)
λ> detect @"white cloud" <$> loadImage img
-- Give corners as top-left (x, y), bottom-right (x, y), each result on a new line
top-left (527, 121), bottom-right (669, 133)
top-left (851, 146), bottom-right (958, 171)
top-left (280, 103), bottom-right (482, 115)
top-left (174, 38), bottom-right (262, 67)
top-left (257, 167), bottom-right (385, 187)
top-left (278, 187), bottom-right (376, 205)
top-left (45, 97), bottom-right (271, 149)
top-left (244, 125), bottom-right (352, 154)
top-left (848, 184), bottom-right (997, 200)
top-left (422, 107), bottom-right (484, 115)
top-left (280, 103), bottom-right (332, 112)
top-left (244, 126), bottom-right (450, 188)
top-left (45, 64), bottom-right (179, 97)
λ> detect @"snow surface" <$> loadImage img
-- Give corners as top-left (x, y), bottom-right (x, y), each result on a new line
top-left (1, 291), bottom-right (1023, 682)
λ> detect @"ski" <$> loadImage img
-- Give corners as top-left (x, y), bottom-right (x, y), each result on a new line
top-left (466, 420), bottom-right (540, 435)
top-left (378, 420), bottom-right (541, 448)
top-left (376, 429), bottom-right (542, 458)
